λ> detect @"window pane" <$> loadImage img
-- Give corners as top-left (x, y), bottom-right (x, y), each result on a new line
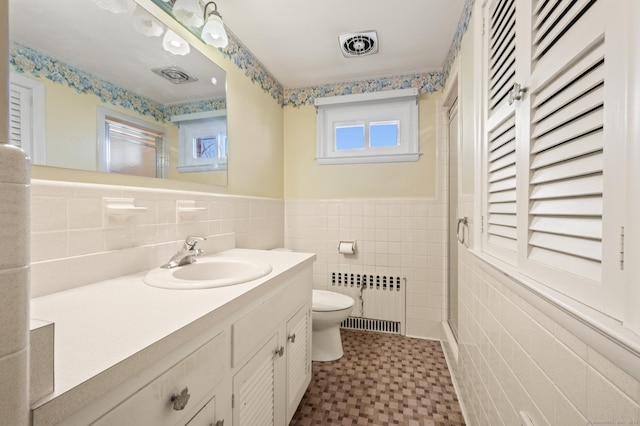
top-left (335, 125), bottom-right (364, 150)
top-left (370, 121), bottom-right (399, 147)
top-left (108, 138), bottom-right (157, 177)
top-left (195, 136), bottom-right (218, 159)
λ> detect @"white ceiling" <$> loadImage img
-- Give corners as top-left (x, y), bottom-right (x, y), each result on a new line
top-left (8, 0), bottom-right (465, 100)
top-left (220, 0), bottom-right (466, 88)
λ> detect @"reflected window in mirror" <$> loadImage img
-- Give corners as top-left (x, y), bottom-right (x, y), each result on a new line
top-left (9, 73), bottom-right (46, 164)
top-left (97, 108), bottom-right (168, 178)
top-left (172, 111), bottom-right (227, 173)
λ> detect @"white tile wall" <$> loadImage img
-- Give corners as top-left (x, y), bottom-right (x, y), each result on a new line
top-left (30, 180), bottom-right (284, 297)
top-left (285, 198), bottom-right (447, 339)
top-left (0, 144), bottom-right (31, 425)
top-left (444, 201), bottom-right (640, 425)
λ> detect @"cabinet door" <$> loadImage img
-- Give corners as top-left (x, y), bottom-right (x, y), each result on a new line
top-left (185, 395), bottom-right (222, 426)
top-left (285, 304), bottom-right (311, 423)
top-left (233, 334), bottom-right (282, 426)
top-left (92, 332), bottom-right (226, 426)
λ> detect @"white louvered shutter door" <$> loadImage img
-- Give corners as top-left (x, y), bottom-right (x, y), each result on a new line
top-left (482, 0), bottom-right (526, 263)
top-left (233, 335), bottom-right (277, 426)
top-left (522, 0), bottom-right (624, 317)
top-left (9, 83), bottom-right (32, 154)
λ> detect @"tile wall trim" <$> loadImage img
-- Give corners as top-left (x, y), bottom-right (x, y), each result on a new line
top-left (30, 179), bottom-right (285, 297)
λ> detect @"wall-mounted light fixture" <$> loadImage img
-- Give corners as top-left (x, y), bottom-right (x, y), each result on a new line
top-left (201, 2), bottom-right (228, 48)
top-left (172, 0), bottom-right (204, 28)
top-left (162, 29), bottom-right (190, 55)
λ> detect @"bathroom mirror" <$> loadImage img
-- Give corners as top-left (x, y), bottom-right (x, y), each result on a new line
top-left (8, 0), bottom-right (228, 187)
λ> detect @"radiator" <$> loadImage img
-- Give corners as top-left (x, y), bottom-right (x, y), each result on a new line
top-left (330, 272), bottom-right (405, 335)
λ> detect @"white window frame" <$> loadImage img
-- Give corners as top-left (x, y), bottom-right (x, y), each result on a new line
top-left (97, 107), bottom-right (167, 178)
top-left (171, 110), bottom-right (228, 173)
top-left (9, 72), bottom-right (46, 165)
top-left (315, 88), bottom-right (420, 165)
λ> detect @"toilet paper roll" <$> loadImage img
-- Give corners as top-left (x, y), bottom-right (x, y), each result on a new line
top-left (338, 241), bottom-right (356, 254)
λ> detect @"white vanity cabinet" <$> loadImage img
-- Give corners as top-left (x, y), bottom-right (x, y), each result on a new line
top-left (30, 250), bottom-right (315, 426)
top-left (91, 331), bottom-right (227, 426)
top-left (231, 269), bottom-right (312, 426)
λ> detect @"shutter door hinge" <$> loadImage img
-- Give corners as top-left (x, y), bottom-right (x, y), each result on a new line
top-left (620, 226), bottom-right (625, 270)
top-left (482, 18), bottom-right (485, 36)
top-left (231, 393), bottom-right (235, 409)
top-left (481, 215), bottom-right (484, 234)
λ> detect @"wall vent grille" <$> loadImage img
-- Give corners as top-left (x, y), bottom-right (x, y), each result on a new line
top-left (330, 271), bottom-right (405, 335)
top-left (331, 272), bottom-right (402, 291)
top-left (341, 316), bottom-right (401, 334)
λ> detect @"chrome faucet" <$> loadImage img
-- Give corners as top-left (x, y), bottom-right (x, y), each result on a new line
top-left (162, 236), bottom-right (206, 269)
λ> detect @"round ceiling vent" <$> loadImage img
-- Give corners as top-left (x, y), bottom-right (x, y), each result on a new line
top-left (339, 31), bottom-right (379, 57)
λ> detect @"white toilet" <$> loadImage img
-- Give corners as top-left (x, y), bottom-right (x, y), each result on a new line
top-left (312, 289), bottom-right (354, 362)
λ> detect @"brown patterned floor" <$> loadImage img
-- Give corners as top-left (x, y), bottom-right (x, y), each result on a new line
top-left (291, 329), bottom-right (466, 426)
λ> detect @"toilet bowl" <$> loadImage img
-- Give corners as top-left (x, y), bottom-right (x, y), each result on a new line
top-left (312, 290), bottom-right (354, 362)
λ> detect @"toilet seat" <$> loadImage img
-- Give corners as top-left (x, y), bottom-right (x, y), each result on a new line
top-left (312, 290), bottom-right (354, 312)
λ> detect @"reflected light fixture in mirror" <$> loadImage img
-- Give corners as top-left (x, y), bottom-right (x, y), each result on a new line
top-left (172, 0), bottom-right (204, 28)
top-left (92, 0), bottom-right (131, 14)
top-left (132, 5), bottom-right (165, 37)
top-left (202, 1), bottom-right (228, 48)
top-left (163, 29), bottom-right (191, 55)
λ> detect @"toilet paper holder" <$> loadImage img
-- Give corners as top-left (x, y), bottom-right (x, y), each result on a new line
top-left (337, 240), bottom-right (357, 255)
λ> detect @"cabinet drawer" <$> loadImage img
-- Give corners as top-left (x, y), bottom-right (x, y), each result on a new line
top-left (232, 269), bottom-right (311, 367)
top-left (92, 331), bottom-right (226, 426)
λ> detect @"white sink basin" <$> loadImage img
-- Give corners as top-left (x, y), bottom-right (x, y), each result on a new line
top-left (144, 256), bottom-right (273, 289)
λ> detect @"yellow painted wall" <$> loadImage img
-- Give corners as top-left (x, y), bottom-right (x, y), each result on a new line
top-left (283, 92), bottom-right (441, 199)
top-left (225, 66), bottom-right (284, 198)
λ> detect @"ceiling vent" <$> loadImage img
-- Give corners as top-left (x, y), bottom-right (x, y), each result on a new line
top-left (151, 66), bottom-right (198, 84)
top-left (339, 31), bottom-right (379, 57)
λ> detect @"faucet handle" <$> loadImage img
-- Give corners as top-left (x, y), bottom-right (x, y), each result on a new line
top-left (184, 236), bottom-right (206, 249)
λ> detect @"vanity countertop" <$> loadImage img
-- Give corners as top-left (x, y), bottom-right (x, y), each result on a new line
top-left (29, 248), bottom-right (315, 425)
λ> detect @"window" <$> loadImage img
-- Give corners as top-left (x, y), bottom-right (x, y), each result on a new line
top-left (9, 73), bottom-right (46, 164)
top-left (171, 111), bottom-right (227, 173)
top-left (97, 107), bottom-right (167, 178)
top-left (315, 88), bottom-right (419, 164)
top-left (480, 0), bottom-right (626, 319)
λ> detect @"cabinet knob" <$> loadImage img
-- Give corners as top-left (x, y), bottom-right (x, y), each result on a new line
top-left (274, 346), bottom-right (284, 357)
top-left (170, 387), bottom-right (191, 411)
top-left (287, 333), bottom-right (296, 343)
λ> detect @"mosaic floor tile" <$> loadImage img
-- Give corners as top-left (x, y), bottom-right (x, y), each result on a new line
top-left (291, 329), bottom-right (465, 426)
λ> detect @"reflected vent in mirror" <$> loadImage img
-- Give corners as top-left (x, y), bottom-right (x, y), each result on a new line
top-left (152, 66), bottom-right (198, 84)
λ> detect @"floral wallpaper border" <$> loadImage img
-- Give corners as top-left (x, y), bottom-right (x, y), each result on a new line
top-left (282, 72), bottom-right (443, 107)
top-left (9, 40), bottom-right (225, 123)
